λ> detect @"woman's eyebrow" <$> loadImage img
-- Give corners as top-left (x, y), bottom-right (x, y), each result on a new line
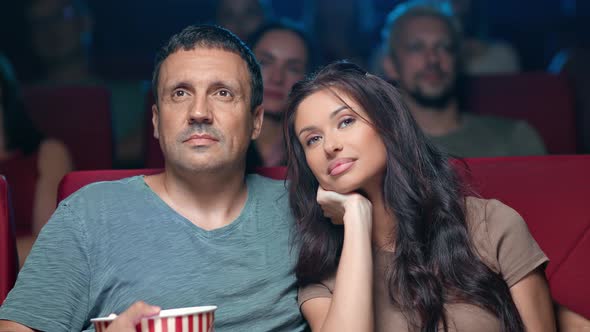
top-left (298, 105), bottom-right (350, 137)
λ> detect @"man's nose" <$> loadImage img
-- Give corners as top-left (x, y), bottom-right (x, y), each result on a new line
top-left (425, 47), bottom-right (442, 65)
top-left (187, 96), bottom-right (212, 124)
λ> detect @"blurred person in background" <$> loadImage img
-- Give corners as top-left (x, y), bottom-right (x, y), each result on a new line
top-left (0, 54), bottom-right (73, 266)
top-left (381, 1), bottom-right (546, 158)
top-left (450, 0), bottom-right (521, 75)
top-left (215, 0), bottom-right (271, 42)
top-left (304, 0), bottom-right (378, 69)
top-left (27, 0), bottom-right (148, 168)
top-left (548, 17), bottom-right (590, 154)
top-left (246, 20), bottom-right (314, 167)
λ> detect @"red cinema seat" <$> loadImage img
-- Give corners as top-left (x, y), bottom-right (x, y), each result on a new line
top-left (143, 92), bottom-right (164, 168)
top-left (23, 85), bottom-right (114, 170)
top-left (0, 175), bottom-right (18, 304)
top-left (0, 153), bottom-right (39, 236)
top-left (57, 156), bottom-right (590, 318)
top-left (57, 167), bottom-right (288, 203)
top-left (467, 73), bottom-right (577, 154)
top-left (461, 155), bottom-right (590, 318)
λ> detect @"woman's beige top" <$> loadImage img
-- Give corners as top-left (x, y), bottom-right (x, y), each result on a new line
top-left (298, 198), bottom-right (549, 331)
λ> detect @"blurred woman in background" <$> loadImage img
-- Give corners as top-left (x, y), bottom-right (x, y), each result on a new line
top-left (0, 54), bottom-right (73, 265)
top-left (246, 20), bottom-right (314, 167)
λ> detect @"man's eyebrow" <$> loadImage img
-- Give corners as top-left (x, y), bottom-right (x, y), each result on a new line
top-left (167, 81), bottom-right (192, 91)
top-left (209, 79), bottom-right (241, 91)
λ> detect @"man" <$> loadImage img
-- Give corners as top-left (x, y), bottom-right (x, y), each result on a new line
top-left (0, 25), bottom-right (306, 331)
top-left (381, 1), bottom-right (546, 157)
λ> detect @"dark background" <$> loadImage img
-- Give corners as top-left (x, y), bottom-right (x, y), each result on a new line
top-left (0, 0), bottom-right (587, 82)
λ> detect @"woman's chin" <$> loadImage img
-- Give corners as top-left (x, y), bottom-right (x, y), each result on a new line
top-left (320, 182), bottom-right (361, 195)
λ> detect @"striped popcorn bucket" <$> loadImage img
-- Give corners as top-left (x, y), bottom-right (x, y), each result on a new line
top-left (91, 305), bottom-right (217, 332)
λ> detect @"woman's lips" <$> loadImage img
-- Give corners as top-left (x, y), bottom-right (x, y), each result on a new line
top-left (328, 159), bottom-right (356, 176)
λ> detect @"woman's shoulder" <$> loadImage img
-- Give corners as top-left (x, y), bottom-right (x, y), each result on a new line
top-left (465, 196), bottom-right (546, 285)
top-left (465, 197), bottom-right (522, 226)
top-left (38, 138), bottom-right (69, 155)
top-left (464, 197), bottom-right (528, 269)
top-left (37, 138), bottom-right (74, 174)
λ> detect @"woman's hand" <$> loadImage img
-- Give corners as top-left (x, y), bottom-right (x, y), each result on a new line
top-left (316, 187), bottom-right (373, 230)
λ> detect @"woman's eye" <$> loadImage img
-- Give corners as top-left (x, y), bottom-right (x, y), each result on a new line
top-left (306, 135), bottom-right (322, 146)
top-left (338, 117), bottom-right (355, 129)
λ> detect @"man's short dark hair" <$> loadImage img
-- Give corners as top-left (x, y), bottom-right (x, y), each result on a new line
top-left (152, 24), bottom-right (263, 111)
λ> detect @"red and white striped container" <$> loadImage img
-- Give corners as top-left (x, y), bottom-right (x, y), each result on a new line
top-left (91, 305), bottom-right (217, 332)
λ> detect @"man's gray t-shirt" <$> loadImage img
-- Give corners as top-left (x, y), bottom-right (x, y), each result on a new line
top-left (0, 174), bottom-right (305, 332)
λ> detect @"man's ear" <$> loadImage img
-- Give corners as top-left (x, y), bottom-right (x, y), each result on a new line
top-left (383, 55), bottom-right (400, 81)
top-left (251, 105), bottom-right (264, 140)
top-left (152, 104), bottom-right (160, 139)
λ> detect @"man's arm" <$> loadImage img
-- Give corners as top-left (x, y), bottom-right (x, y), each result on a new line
top-left (0, 320), bottom-right (36, 332)
top-left (0, 203), bottom-right (91, 331)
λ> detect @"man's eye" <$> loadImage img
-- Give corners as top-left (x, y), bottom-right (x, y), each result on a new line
top-left (174, 90), bottom-right (186, 97)
top-left (216, 89), bottom-right (233, 98)
top-left (407, 44), bottom-right (424, 52)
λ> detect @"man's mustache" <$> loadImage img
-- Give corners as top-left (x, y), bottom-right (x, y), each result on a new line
top-left (178, 123), bottom-right (224, 142)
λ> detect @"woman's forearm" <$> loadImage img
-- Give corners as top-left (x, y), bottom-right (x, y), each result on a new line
top-left (320, 217), bottom-right (374, 332)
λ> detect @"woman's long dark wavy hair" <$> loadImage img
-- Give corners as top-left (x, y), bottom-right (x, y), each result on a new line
top-left (0, 54), bottom-right (44, 155)
top-left (284, 62), bottom-right (524, 331)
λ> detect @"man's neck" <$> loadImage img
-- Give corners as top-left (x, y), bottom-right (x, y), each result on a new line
top-left (147, 165), bottom-right (249, 230)
top-left (406, 96), bottom-right (461, 137)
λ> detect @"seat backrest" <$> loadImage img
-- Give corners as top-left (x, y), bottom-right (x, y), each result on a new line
top-left (461, 155), bottom-right (590, 318)
top-left (0, 175), bottom-right (18, 304)
top-left (143, 92), bottom-right (165, 168)
top-left (23, 85), bottom-right (114, 170)
top-left (57, 167), bottom-right (288, 203)
top-left (466, 73), bottom-right (577, 154)
top-left (58, 169), bottom-right (162, 203)
top-left (57, 157), bottom-right (590, 317)
top-left (0, 153), bottom-right (39, 236)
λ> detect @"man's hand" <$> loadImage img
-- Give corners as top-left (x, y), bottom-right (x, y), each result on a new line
top-left (104, 301), bottom-right (160, 332)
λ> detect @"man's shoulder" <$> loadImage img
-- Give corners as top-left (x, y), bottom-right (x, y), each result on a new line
top-left (247, 174), bottom-right (291, 213)
top-left (464, 113), bottom-right (520, 128)
top-left (62, 175), bottom-right (147, 206)
top-left (465, 113), bottom-right (541, 138)
top-left (247, 173), bottom-right (289, 195)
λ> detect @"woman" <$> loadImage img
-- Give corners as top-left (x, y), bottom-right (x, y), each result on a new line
top-left (284, 61), bottom-right (555, 331)
top-left (246, 20), bottom-right (314, 167)
top-left (0, 54), bottom-right (73, 265)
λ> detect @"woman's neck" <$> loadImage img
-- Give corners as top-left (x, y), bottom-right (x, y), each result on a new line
top-left (365, 183), bottom-right (397, 251)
